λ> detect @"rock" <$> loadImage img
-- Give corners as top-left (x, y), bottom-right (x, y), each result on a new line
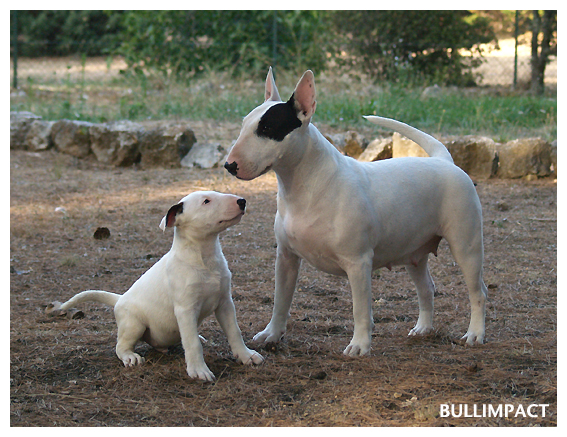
top-left (550, 140), bottom-right (557, 176)
top-left (325, 131), bottom-right (368, 157)
top-left (139, 124), bottom-right (196, 168)
top-left (325, 133), bottom-right (346, 153)
top-left (10, 112), bottom-right (42, 149)
top-left (443, 135), bottom-right (498, 179)
top-left (495, 138), bottom-right (552, 179)
top-left (343, 131), bottom-right (368, 159)
top-left (89, 120), bottom-right (143, 166)
top-left (392, 132), bottom-right (429, 158)
top-left (93, 227), bottom-right (111, 240)
top-left (26, 120), bottom-right (55, 151)
top-left (180, 143), bottom-right (226, 169)
top-left (51, 120), bottom-right (94, 158)
top-left (358, 138), bottom-right (393, 162)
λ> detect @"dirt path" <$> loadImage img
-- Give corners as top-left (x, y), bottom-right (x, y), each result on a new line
top-left (10, 147), bottom-right (556, 426)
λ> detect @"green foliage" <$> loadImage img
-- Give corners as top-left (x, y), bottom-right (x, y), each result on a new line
top-left (330, 11), bottom-right (496, 86)
top-left (11, 10), bottom-right (124, 57)
top-left (11, 10), bottom-right (509, 86)
top-left (117, 11), bottom-right (329, 80)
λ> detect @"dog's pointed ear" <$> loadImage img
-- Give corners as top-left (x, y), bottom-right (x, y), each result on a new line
top-left (264, 66), bottom-right (281, 102)
top-left (292, 70), bottom-right (317, 123)
top-left (159, 203), bottom-right (183, 231)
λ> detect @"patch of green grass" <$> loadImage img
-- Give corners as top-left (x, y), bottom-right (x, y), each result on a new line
top-left (10, 70), bottom-right (556, 142)
top-left (318, 86), bottom-right (556, 141)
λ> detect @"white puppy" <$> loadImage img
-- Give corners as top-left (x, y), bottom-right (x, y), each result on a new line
top-left (48, 191), bottom-right (263, 381)
top-left (224, 68), bottom-right (488, 356)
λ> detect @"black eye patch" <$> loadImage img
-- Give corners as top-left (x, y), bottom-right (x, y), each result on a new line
top-left (255, 94), bottom-right (302, 142)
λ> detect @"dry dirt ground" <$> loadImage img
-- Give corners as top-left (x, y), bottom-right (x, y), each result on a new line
top-left (10, 133), bottom-right (557, 426)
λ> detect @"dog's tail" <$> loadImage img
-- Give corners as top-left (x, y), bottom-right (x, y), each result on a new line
top-left (363, 115), bottom-right (454, 163)
top-left (59, 290), bottom-right (120, 310)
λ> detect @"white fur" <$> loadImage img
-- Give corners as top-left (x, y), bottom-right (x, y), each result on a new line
top-left (225, 68), bottom-right (488, 356)
top-left (54, 191), bottom-right (263, 381)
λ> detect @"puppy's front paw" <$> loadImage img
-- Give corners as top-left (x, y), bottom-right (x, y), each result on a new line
top-left (236, 349), bottom-right (264, 366)
top-left (187, 363), bottom-right (215, 382)
top-left (121, 352), bottom-right (145, 367)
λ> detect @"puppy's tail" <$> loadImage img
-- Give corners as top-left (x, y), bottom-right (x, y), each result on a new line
top-left (363, 115), bottom-right (454, 163)
top-left (59, 290), bottom-right (120, 310)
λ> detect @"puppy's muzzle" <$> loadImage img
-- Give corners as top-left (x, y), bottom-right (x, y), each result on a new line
top-left (224, 161), bottom-right (238, 176)
top-left (237, 198), bottom-right (246, 211)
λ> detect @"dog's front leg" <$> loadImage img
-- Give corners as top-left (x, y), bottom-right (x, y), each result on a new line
top-left (215, 298), bottom-right (264, 365)
top-left (253, 245), bottom-right (301, 344)
top-left (174, 306), bottom-right (215, 382)
top-left (344, 256), bottom-right (374, 357)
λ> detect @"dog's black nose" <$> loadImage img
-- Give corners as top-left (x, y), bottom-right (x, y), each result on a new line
top-left (237, 198), bottom-right (246, 211)
top-left (224, 161), bottom-right (238, 176)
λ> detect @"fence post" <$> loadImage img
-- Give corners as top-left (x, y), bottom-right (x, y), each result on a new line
top-left (12, 10), bottom-right (18, 89)
top-left (513, 10), bottom-right (519, 89)
top-left (272, 10), bottom-right (278, 78)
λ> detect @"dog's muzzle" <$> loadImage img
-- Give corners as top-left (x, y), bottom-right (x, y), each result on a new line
top-left (224, 161), bottom-right (238, 176)
top-left (237, 198), bottom-right (246, 211)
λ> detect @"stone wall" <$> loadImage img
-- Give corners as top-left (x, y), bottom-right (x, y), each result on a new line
top-left (11, 112), bottom-right (556, 178)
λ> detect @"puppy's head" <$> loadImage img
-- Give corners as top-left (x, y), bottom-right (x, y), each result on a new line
top-left (159, 191), bottom-right (246, 237)
top-left (224, 67), bottom-right (317, 181)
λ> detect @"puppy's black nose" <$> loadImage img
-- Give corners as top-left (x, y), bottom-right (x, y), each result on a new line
top-left (237, 198), bottom-right (246, 211)
top-left (224, 161), bottom-right (238, 176)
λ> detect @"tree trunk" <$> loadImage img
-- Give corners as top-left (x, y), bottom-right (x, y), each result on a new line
top-left (530, 10), bottom-right (556, 95)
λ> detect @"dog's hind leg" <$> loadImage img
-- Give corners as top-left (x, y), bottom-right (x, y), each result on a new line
top-left (115, 317), bottom-right (147, 367)
top-left (406, 255), bottom-right (435, 336)
top-left (445, 219), bottom-right (487, 345)
top-left (456, 252), bottom-right (488, 345)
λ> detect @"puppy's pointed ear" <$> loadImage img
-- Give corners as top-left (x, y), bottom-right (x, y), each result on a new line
top-left (159, 203), bottom-right (183, 231)
top-left (264, 66), bottom-right (281, 102)
top-left (292, 70), bottom-right (317, 123)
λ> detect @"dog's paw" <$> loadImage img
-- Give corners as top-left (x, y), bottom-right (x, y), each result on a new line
top-left (186, 364), bottom-right (216, 382)
top-left (253, 324), bottom-right (285, 344)
top-left (343, 340), bottom-right (371, 357)
top-left (461, 331), bottom-right (485, 345)
top-left (237, 349), bottom-right (264, 366)
top-left (121, 353), bottom-right (145, 367)
top-left (408, 324), bottom-right (434, 336)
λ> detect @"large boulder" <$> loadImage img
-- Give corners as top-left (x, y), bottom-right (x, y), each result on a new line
top-left (180, 143), bottom-right (226, 169)
top-left (10, 112), bottom-right (42, 149)
top-left (444, 136), bottom-right (498, 179)
top-left (26, 120), bottom-right (55, 151)
top-left (358, 138), bottom-right (393, 162)
top-left (550, 140), bottom-right (557, 176)
top-left (51, 120), bottom-right (94, 158)
top-left (392, 132), bottom-right (429, 158)
top-left (326, 131), bottom-right (368, 158)
top-left (89, 120), bottom-right (143, 166)
top-left (495, 138), bottom-right (552, 178)
top-left (139, 124), bottom-right (197, 168)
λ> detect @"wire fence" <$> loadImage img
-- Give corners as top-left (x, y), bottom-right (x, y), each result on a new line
top-left (9, 42), bottom-right (557, 93)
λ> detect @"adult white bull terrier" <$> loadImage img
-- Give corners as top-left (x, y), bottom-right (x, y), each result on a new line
top-left (48, 191), bottom-right (263, 381)
top-left (224, 68), bottom-right (488, 357)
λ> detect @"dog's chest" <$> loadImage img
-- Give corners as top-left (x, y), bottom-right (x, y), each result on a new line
top-left (280, 213), bottom-right (345, 276)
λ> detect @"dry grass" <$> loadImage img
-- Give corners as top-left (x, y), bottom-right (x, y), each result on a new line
top-left (10, 136), bottom-right (556, 426)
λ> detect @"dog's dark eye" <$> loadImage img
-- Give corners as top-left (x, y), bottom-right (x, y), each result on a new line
top-left (203, 199), bottom-right (210, 205)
